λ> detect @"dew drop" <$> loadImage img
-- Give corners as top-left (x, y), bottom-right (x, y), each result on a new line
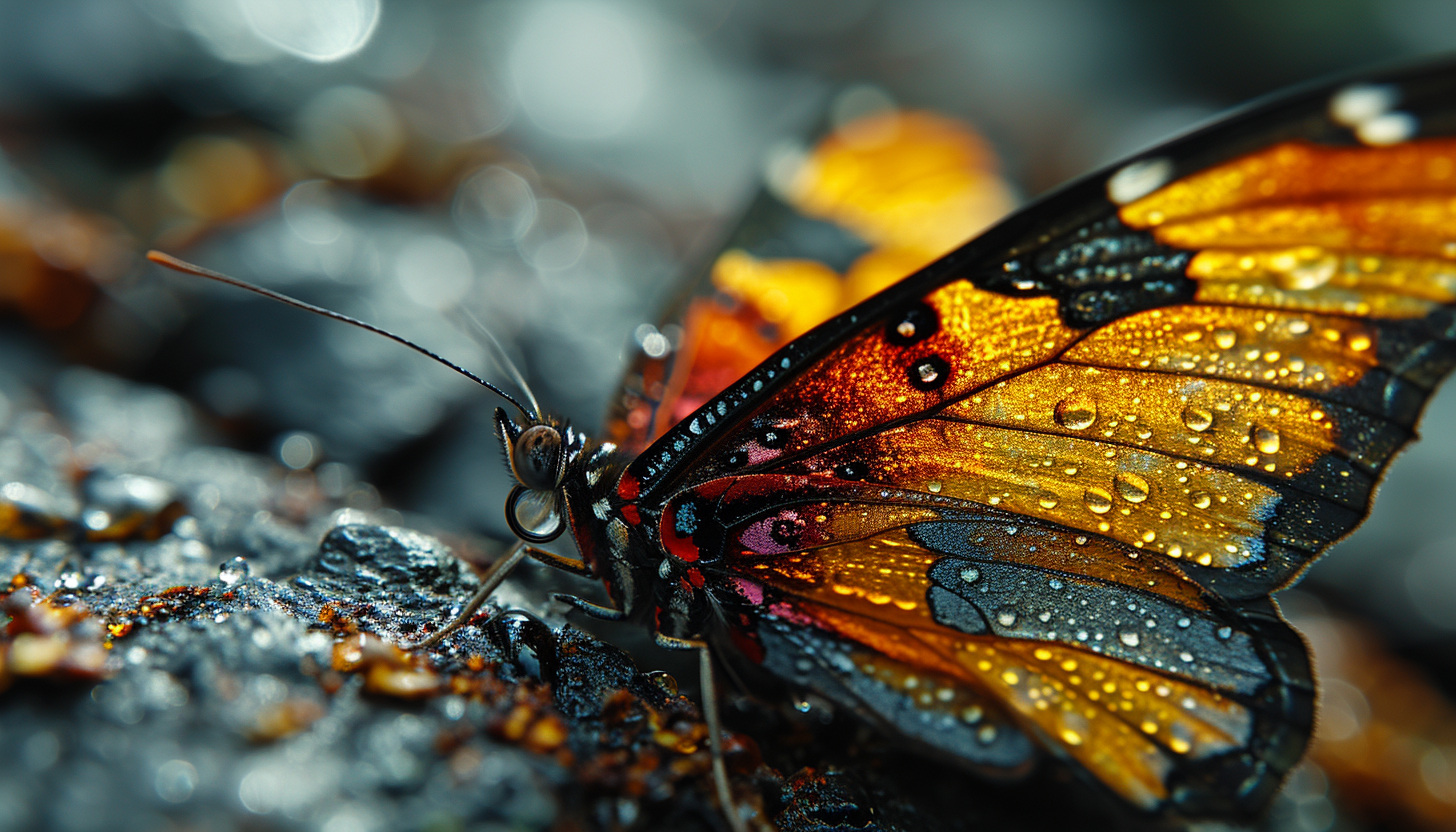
top-left (1213, 329), bottom-right (1237, 350)
top-left (1114, 472), bottom-right (1150, 503)
top-left (1061, 728), bottom-right (1084, 746)
top-left (996, 610), bottom-right (1018, 627)
top-left (1349, 333), bottom-right (1372, 352)
top-left (977, 725), bottom-right (997, 744)
top-left (1119, 630), bottom-right (1140, 647)
top-left (1273, 247), bottom-right (1337, 290)
top-left (1176, 617), bottom-right (1191, 628)
top-left (1037, 492), bottom-right (1060, 509)
top-left (960, 566), bottom-right (980, 584)
top-left (1179, 651), bottom-right (1194, 663)
top-left (218, 557), bottom-right (250, 586)
top-left (1180, 406), bottom-right (1213, 433)
top-left (897, 320), bottom-right (917, 339)
top-left (1053, 395), bottom-right (1098, 430)
top-left (1251, 425), bottom-right (1281, 454)
top-left (1216, 626), bottom-right (1233, 640)
top-left (1083, 487), bottom-right (1113, 514)
top-left (961, 705), bottom-right (983, 724)
top-left (1190, 491), bottom-right (1212, 510)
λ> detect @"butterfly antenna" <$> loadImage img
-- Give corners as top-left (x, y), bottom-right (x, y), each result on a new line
top-left (454, 306), bottom-right (541, 420)
top-left (146, 251), bottom-right (534, 420)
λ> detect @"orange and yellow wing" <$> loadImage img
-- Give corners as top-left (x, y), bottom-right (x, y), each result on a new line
top-left (615, 64), bottom-right (1456, 818)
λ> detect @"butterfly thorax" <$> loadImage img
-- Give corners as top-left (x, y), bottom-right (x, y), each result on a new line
top-left (496, 406), bottom-right (716, 638)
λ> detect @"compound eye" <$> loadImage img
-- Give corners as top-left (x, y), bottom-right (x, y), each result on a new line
top-left (511, 425), bottom-right (562, 490)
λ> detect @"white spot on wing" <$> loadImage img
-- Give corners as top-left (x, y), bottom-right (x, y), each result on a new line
top-left (1329, 83), bottom-right (1398, 127)
top-left (1107, 157), bottom-right (1173, 205)
top-left (1357, 111), bottom-right (1419, 146)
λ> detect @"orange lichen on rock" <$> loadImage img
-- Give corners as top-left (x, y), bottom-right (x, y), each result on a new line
top-left (0, 202), bottom-right (120, 330)
top-left (494, 694), bottom-right (570, 755)
top-left (0, 478), bottom-right (187, 543)
top-left (105, 585), bottom-right (214, 638)
top-left (332, 632), bottom-right (443, 699)
top-left (0, 486), bottom-right (72, 540)
top-left (0, 582), bottom-right (115, 692)
top-left (248, 699), bottom-right (329, 742)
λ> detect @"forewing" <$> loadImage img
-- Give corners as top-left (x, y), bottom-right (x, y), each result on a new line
top-left (617, 59), bottom-right (1456, 817)
top-left (607, 110), bottom-right (1013, 456)
top-left (626, 61), bottom-right (1456, 600)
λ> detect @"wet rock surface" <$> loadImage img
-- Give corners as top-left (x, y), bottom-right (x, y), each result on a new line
top-left (0, 359), bottom-right (704, 832)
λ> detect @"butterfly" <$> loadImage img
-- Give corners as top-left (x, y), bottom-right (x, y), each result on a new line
top-left (152, 56), bottom-right (1456, 827)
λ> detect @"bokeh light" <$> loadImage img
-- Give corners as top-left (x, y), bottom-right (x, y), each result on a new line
top-left (296, 86), bottom-right (405, 179)
top-left (452, 166), bottom-right (537, 248)
top-left (508, 1), bottom-right (651, 140)
top-left (239, 0), bottom-right (380, 63)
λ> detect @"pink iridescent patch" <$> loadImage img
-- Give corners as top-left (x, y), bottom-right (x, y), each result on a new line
top-left (739, 509), bottom-right (800, 555)
top-left (768, 601), bottom-right (816, 626)
top-left (731, 577), bottom-right (765, 605)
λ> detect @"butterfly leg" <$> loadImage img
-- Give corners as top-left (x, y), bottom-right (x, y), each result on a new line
top-left (553, 593), bottom-right (628, 621)
top-left (411, 540), bottom-right (528, 649)
top-left (654, 632), bottom-right (703, 650)
top-left (700, 646), bottom-right (753, 832)
top-left (524, 545), bottom-right (594, 577)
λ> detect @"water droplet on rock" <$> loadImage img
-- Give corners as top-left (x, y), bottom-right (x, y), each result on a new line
top-left (219, 557), bottom-right (250, 586)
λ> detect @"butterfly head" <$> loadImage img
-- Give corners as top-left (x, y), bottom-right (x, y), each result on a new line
top-left (494, 407), bottom-right (600, 547)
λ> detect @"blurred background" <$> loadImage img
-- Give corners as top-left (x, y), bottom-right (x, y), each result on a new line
top-left (4, 0), bottom-right (1456, 829)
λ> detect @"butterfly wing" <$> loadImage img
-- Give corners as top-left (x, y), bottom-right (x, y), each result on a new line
top-left (607, 110), bottom-right (1014, 456)
top-left (616, 60), bottom-right (1456, 816)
